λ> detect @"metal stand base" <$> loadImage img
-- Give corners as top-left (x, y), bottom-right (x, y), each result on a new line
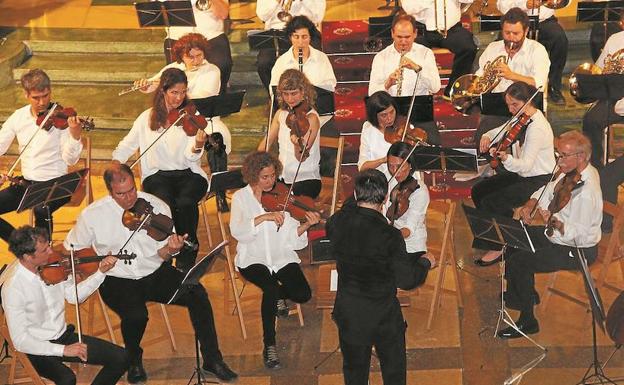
top-left (577, 315), bottom-right (618, 385)
top-left (186, 337), bottom-right (219, 385)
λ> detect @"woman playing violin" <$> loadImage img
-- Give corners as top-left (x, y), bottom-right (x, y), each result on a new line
top-left (112, 68), bottom-right (208, 272)
top-left (258, 69), bottom-right (322, 199)
top-left (229, 152), bottom-right (320, 370)
top-left (473, 81), bottom-right (556, 266)
top-left (497, 131), bottom-right (602, 339)
top-left (0, 69), bottom-right (84, 243)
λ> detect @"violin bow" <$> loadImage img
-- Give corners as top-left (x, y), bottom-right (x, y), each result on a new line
top-left (401, 70), bottom-right (422, 143)
top-left (130, 110), bottom-right (187, 169)
top-left (387, 141), bottom-right (420, 186)
top-left (68, 245), bottom-right (86, 364)
top-left (528, 162), bottom-right (559, 220)
top-left (487, 86), bottom-right (542, 151)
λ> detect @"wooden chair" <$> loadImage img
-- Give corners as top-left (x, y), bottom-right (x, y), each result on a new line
top-left (319, 135), bottom-right (345, 215)
top-left (541, 201), bottom-right (624, 310)
top-left (1, 310), bottom-right (47, 385)
top-left (426, 200), bottom-right (463, 330)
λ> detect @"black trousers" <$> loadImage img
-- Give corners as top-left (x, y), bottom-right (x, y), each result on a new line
top-left (417, 23), bottom-right (477, 95)
top-left (27, 325), bottom-right (129, 385)
top-left (600, 155), bottom-right (624, 231)
top-left (281, 178), bottom-right (322, 199)
top-left (142, 169), bottom-right (208, 269)
top-left (538, 17), bottom-right (568, 91)
top-left (505, 226), bottom-right (597, 313)
top-left (582, 100), bottom-right (624, 168)
top-left (98, 263), bottom-right (223, 366)
top-left (0, 179), bottom-right (70, 242)
top-left (471, 172), bottom-right (552, 250)
top-left (238, 262), bottom-right (311, 346)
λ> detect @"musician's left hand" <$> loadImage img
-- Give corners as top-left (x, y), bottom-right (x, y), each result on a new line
top-left (195, 129), bottom-right (207, 149)
top-left (98, 254), bottom-right (118, 273)
top-left (304, 211), bottom-right (321, 227)
top-left (549, 216), bottom-right (565, 235)
top-left (526, 0), bottom-right (542, 9)
top-left (494, 150), bottom-right (508, 162)
top-left (167, 234), bottom-right (186, 254)
top-left (67, 116), bottom-right (82, 140)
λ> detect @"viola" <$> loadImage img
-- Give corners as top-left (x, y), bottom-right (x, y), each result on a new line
top-left (261, 181), bottom-right (325, 223)
top-left (38, 247), bottom-right (136, 285)
top-left (387, 176), bottom-right (420, 224)
top-left (36, 103), bottom-right (95, 131)
top-left (489, 113), bottom-right (531, 169)
top-left (167, 103), bottom-right (208, 137)
top-left (122, 197), bottom-right (198, 250)
top-left (384, 115), bottom-right (428, 147)
top-left (545, 169), bottom-right (583, 236)
top-left (285, 100), bottom-right (312, 161)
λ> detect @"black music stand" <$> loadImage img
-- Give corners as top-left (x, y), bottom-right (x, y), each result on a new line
top-left (167, 241), bottom-right (227, 385)
top-left (394, 95), bottom-right (434, 123)
top-left (479, 15), bottom-right (539, 40)
top-left (377, 0), bottom-right (401, 13)
top-left (270, 86), bottom-right (335, 116)
top-left (412, 146), bottom-right (478, 173)
top-left (367, 15), bottom-right (393, 52)
top-left (480, 92), bottom-right (544, 117)
top-left (192, 91), bottom-right (246, 131)
top-left (579, 1), bottom-right (624, 56)
top-left (207, 169), bottom-right (245, 212)
top-left (462, 204), bottom-right (546, 351)
top-left (17, 169), bottom-right (88, 238)
top-left (248, 29), bottom-right (291, 58)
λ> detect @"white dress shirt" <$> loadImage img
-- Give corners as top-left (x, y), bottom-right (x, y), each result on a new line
top-left (270, 46), bottom-right (337, 93)
top-left (256, 0), bottom-right (326, 30)
top-left (358, 121), bottom-right (391, 175)
top-left (597, 31), bottom-right (624, 115)
top-left (146, 61), bottom-right (232, 154)
top-left (1, 262), bottom-right (105, 356)
top-left (230, 185), bottom-right (308, 272)
top-left (497, 0), bottom-right (554, 22)
top-left (165, 3), bottom-right (225, 41)
top-left (531, 165), bottom-right (602, 247)
top-left (276, 108), bottom-right (321, 183)
top-left (0, 105), bottom-right (83, 182)
top-left (402, 0), bottom-right (473, 31)
top-left (64, 192), bottom-right (170, 280)
top-left (383, 175), bottom-right (430, 253)
top-left (112, 108), bottom-right (208, 182)
top-left (368, 43), bottom-right (441, 96)
top-left (483, 109), bottom-right (556, 177)
top-left (476, 39), bottom-right (550, 93)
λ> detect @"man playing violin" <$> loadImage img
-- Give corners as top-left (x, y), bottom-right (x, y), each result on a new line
top-left (0, 69), bottom-right (84, 243)
top-left (230, 151), bottom-right (320, 370)
top-left (258, 69), bottom-right (322, 199)
top-left (473, 81), bottom-right (555, 266)
top-left (498, 130), bottom-right (602, 339)
top-left (64, 163), bottom-right (238, 383)
top-left (2, 226), bottom-right (128, 385)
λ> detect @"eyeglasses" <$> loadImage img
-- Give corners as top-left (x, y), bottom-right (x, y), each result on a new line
top-left (554, 151), bottom-right (582, 161)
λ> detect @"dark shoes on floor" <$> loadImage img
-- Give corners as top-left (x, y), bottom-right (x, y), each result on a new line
top-left (202, 360), bottom-right (238, 382)
top-left (263, 345), bottom-right (281, 369)
top-left (548, 87), bottom-right (566, 105)
top-left (127, 362), bottom-right (147, 384)
top-left (497, 319), bottom-right (540, 339)
top-left (276, 299), bottom-right (289, 318)
top-left (474, 254), bottom-right (502, 267)
top-left (216, 192), bottom-right (229, 213)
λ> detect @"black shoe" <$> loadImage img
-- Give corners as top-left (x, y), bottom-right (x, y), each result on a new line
top-left (497, 319), bottom-right (539, 339)
top-left (127, 363), bottom-right (147, 384)
top-left (263, 345), bottom-right (281, 370)
top-left (276, 299), bottom-right (289, 318)
top-left (474, 254), bottom-right (502, 267)
top-left (216, 192), bottom-right (229, 213)
top-left (548, 87), bottom-right (565, 105)
top-left (202, 360), bottom-right (238, 382)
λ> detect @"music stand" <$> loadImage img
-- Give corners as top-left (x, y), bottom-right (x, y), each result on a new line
top-left (270, 86), bottom-right (335, 116)
top-left (479, 15), bottom-right (539, 39)
top-left (167, 241), bottom-right (228, 385)
top-left (208, 169), bottom-right (245, 202)
top-left (394, 95), bottom-right (434, 123)
top-left (367, 15), bottom-right (393, 51)
top-left (192, 91), bottom-right (246, 134)
top-left (462, 204), bottom-right (546, 351)
top-left (248, 29), bottom-right (291, 58)
top-left (480, 92), bottom-right (544, 117)
top-left (17, 169), bottom-right (88, 238)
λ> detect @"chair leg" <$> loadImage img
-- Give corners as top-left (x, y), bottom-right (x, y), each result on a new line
top-left (293, 303), bottom-right (304, 327)
top-left (199, 197), bottom-right (214, 248)
top-left (159, 304), bottom-right (178, 352)
top-left (97, 291), bottom-right (117, 344)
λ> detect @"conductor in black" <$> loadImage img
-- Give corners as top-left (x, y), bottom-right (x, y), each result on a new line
top-left (326, 168), bottom-right (435, 385)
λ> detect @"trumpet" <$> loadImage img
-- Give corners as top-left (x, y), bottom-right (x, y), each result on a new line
top-left (569, 48), bottom-right (624, 104)
top-left (529, 0), bottom-right (569, 9)
top-left (118, 80), bottom-right (159, 96)
top-left (195, 0), bottom-right (211, 11)
top-left (434, 0), bottom-right (448, 38)
top-left (449, 55), bottom-right (507, 114)
top-left (277, 0), bottom-right (294, 23)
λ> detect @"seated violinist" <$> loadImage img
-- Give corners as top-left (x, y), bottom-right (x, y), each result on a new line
top-left (64, 163), bottom-right (238, 384)
top-left (2, 226), bottom-right (128, 385)
top-left (113, 67), bottom-right (208, 273)
top-left (229, 151), bottom-right (320, 370)
top-left (499, 130), bottom-right (602, 338)
top-left (0, 69), bottom-right (84, 243)
top-left (258, 69), bottom-right (321, 199)
top-left (472, 81), bottom-right (556, 266)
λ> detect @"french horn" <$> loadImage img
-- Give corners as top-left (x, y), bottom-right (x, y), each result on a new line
top-left (449, 55), bottom-right (507, 114)
top-left (569, 48), bottom-right (624, 104)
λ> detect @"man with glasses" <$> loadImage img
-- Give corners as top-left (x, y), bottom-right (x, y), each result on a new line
top-left (497, 130), bottom-right (602, 339)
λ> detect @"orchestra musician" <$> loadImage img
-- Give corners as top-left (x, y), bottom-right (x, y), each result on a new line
top-left (499, 130), bottom-right (602, 339)
top-left (113, 68), bottom-right (209, 273)
top-left (257, 69), bottom-right (322, 199)
top-left (473, 7), bottom-right (550, 146)
top-left (2, 226), bottom-right (128, 385)
top-left (0, 69), bottom-right (84, 243)
top-left (256, 0), bottom-right (326, 92)
top-left (64, 164), bottom-right (238, 383)
top-left (497, 0), bottom-right (569, 104)
top-left (163, 0), bottom-right (232, 93)
top-left (326, 169), bottom-right (434, 385)
top-left (229, 151), bottom-right (319, 370)
top-left (581, 20), bottom-right (624, 168)
top-left (401, 0), bottom-right (478, 99)
top-left (600, 155), bottom-right (624, 232)
top-left (472, 81), bottom-right (555, 266)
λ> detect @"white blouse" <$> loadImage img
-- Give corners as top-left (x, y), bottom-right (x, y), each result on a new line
top-left (384, 175), bottom-right (430, 253)
top-left (358, 121), bottom-right (391, 175)
top-left (276, 108), bottom-right (321, 184)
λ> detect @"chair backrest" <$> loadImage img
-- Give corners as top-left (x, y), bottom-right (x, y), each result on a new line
top-left (67, 136), bottom-right (93, 207)
top-left (319, 135), bottom-right (345, 215)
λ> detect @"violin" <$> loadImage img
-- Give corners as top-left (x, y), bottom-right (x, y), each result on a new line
top-left (545, 169), bottom-right (583, 236)
top-left (285, 101), bottom-right (312, 161)
top-left (261, 181), bottom-right (325, 223)
top-left (36, 103), bottom-right (95, 131)
top-left (384, 115), bottom-right (428, 147)
top-left (38, 247), bottom-right (136, 285)
top-left (387, 176), bottom-right (420, 224)
top-left (167, 103), bottom-right (207, 137)
top-left (489, 113), bottom-right (531, 169)
top-left (122, 197), bottom-right (198, 250)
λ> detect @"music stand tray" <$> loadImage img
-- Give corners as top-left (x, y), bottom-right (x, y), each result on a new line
top-left (462, 204), bottom-right (535, 252)
top-left (192, 91), bottom-right (246, 118)
top-left (270, 86), bottom-right (335, 116)
top-left (578, 1), bottom-right (624, 23)
top-left (480, 92), bottom-right (544, 116)
top-left (208, 169), bottom-right (246, 195)
top-left (576, 73), bottom-right (624, 101)
top-left (247, 29), bottom-right (291, 52)
top-left (394, 95), bottom-right (434, 123)
top-left (134, 1), bottom-right (195, 28)
top-left (412, 146), bottom-right (478, 174)
top-left (17, 169), bottom-right (88, 213)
